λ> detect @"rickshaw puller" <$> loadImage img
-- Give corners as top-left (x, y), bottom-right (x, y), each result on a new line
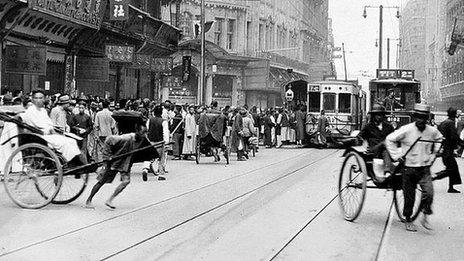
top-left (85, 120), bottom-right (147, 209)
top-left (385, 104), bottom-right (443, 232)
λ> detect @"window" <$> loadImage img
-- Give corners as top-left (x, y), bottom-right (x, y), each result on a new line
top-left (214, 18), bottom-right (224, 46)
top-left (308, 92), bottom-right (321, 113)
top-left (323, 93), bottom-right (336, 113)
top-left (338, 93), bottom-right (351, 113)
top-left (259, 24), bottom-right (264, 50)
top-left (246, 21), bottom-right (253, 53)
top-left (227, 19), bottom-right (235, 50)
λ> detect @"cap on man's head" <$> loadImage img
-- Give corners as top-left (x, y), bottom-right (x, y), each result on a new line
top-left (56, 94), bottom-right (71, 105)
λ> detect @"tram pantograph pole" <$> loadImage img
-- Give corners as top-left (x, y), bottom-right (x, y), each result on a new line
top-left (342, 43), bottom-right (348, 81)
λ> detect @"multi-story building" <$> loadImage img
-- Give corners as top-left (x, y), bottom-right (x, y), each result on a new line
top-left (398, 0), bottom-right (427, 100)
top-left (438, 0), bottom-right (464, 109)
top-left (162, 0), bottom-right (332, 108)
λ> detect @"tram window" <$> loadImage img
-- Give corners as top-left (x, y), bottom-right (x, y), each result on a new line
top-left (308, 92), bottom-right (321, 112)
top-left (323, 93), bottom-right (336, 113)
top-left (338, 93), bottom-right (351, 113)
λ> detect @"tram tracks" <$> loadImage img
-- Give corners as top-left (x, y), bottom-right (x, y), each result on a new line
top-left (267, 173), bottom-right (397, 261)
top-left (98, 149), bottom-right (341, 260)
top-left (0, 149), bottom-right (337, 259)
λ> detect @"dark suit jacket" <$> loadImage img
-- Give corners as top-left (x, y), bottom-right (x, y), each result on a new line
top-left (438, 118), bottom-right (461, 155)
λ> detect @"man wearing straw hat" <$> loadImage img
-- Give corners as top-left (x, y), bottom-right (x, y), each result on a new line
top-left (386, 104), bottom-right (443, 232)
top-left (358, 104), bottom-right (395, 179)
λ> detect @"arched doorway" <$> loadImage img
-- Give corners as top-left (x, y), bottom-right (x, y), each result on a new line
top-left (167, 65), bottom-right (199, 104)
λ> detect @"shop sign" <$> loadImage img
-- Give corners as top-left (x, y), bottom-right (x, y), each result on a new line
top-left (105, 45), bottom-right (134, 62)
top-left (75, 57), bottom-right (109, 82)
top-left (109, 0), bottom-right (129, 21)
top-left (28, 0), bottom-right (106, 29)
top-left (151, 57), bottom-right (173, 73)
top-left (132, 54), bottom-right (152, 70)
top-left (163, 76), bottom-right (182, 89)
top-left (5, 46), bottom-right (47, 75)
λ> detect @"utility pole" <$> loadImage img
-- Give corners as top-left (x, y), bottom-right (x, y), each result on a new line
top-left (342, 43), bottom-right (348, 81)
top-left (363, 5), bottom-right (400, 70)
top-left (378, 5), bottom-right (383, 69)
top-left (199, 0), bottom-right (205, 104)
top-left (387, 37), bottom-right (390, 69)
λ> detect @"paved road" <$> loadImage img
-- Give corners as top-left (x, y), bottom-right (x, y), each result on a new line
top-left (0, 148), bottom-right (463, 260)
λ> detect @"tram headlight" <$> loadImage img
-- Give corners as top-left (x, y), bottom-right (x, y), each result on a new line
top-left (347, 116), bottom-right (353, 122)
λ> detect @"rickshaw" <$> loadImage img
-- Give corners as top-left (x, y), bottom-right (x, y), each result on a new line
top-left (1, 108), bottom-right (165, 209)
top-left (338, 137), bottom-right (442, 222)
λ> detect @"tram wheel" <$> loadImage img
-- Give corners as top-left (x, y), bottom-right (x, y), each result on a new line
top-left (3, 143), bottom-right (63, 209)
top-left (338, 151), bottom-right (367, 221)
top-left (393, 184), bottom-right (422, 222)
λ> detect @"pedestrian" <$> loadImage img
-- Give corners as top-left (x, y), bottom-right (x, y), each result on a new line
top-left (434, 107), bottom-right (462, 193)
top-left (231, 108), bottom-right (246, 160)
top-left (280, 108), bottom-right (290, 146)
top-left (142, 105), bottom-right (169, 181)
top-left (85, 119), bottom-right (148, 209)
top-left (94, 100), bottom-right (117, 161)
top-left (295, 105), bottom-right (306, 145)
top-left (50, 94), bottom-right (71, 132)
top-left (70, 102), bottom-right (93, 159)
top-left (171, 105), bottom-right (184, 160)
top-left (262, 109), bottom-right (274, 148)
top-left (317, 109), bottom-right (329, 147)
top-left (182, 105), bottom-right (197, 158)
top-left (385, 103), bottom-right (442, 232)
top-left (241, 109), bottom-right (256, 158)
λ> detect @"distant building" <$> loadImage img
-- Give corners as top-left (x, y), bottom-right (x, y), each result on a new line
top-left (398, 0), bottom-right (427, 101)
top-left (161, 0), bottom-right (333, 108)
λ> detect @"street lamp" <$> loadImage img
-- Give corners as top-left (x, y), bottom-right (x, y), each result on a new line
top-left (362, 5), bottom-right (400, 69)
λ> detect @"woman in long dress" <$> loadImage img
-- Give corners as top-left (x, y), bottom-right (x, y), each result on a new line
top-left (182, 106), bottom-right (197, 158)
top-left (295, 105), bottom-right (306, 145)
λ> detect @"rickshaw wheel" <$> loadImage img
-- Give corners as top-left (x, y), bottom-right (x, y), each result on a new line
top-left (52, 165), bottom-right (89, 204)
top-left (3, 143), bottom-right (63, 209)
top-left (195, 139), bottom-right (200, 164)
top-left (338, 151), bottom-right (367, 221)
top-left (393, 184), bottom-right (422, 222)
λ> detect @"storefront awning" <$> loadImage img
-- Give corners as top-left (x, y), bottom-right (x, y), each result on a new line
top-left (178, 39), bottom-right (260, 63)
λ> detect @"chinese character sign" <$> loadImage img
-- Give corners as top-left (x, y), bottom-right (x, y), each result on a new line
top-left (105, 45), bottom-right (134, 62)
top-left (5, 46), bottom-right (47, 75)
top-left (110, 0), bottom-right (128, 21)
top-left (151, 57), bottom-right (173, 73)
top-left (29, 0), bottom-right (106, 29)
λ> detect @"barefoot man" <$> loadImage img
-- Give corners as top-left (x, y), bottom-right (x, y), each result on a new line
top-left (85, 117), bottom-right (147, 209)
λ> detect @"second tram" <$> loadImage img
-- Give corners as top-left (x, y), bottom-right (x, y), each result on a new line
top-left (369, 69), bottom-right (421, 129)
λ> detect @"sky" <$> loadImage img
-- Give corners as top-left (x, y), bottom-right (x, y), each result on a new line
top-left (329, 0), bottom-right (406, 89)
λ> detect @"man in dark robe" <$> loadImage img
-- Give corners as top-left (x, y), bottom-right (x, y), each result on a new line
top-left (435, 107), bottom-right (462, 193)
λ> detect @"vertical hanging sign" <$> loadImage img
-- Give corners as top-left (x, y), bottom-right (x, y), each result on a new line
top-left (110, 0), bottom-right (129, 21)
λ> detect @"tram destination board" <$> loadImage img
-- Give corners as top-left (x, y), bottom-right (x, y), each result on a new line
top-left (376, 69), bottom-right (415, 80)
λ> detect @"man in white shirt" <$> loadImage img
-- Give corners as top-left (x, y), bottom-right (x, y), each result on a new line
top-left (386, 104), bottom-right (442, 232)
top-left (21, 90), bottom-right (81, 162)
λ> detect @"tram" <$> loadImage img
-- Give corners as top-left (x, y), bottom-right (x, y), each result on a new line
top-left (369, 69), bottom-right (421, 129)
top-left (306, 80), bottom-right (366, 145)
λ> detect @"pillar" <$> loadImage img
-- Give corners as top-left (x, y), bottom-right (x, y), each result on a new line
top-left (205, 74), bottom-right (213, 105)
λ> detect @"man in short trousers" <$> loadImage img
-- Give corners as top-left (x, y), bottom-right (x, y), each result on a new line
top-left (85, 119), bottom-right (147, 209)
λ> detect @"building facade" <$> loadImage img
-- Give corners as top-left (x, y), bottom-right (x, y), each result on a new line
top-left (398, 0), bottom-right (427, 101)
top-left (162, 0), bottom-right (332, 108)
top-left (0, 0), bottom-right (180, 100)
top-left (437, 0), bottom-right (464, 109)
